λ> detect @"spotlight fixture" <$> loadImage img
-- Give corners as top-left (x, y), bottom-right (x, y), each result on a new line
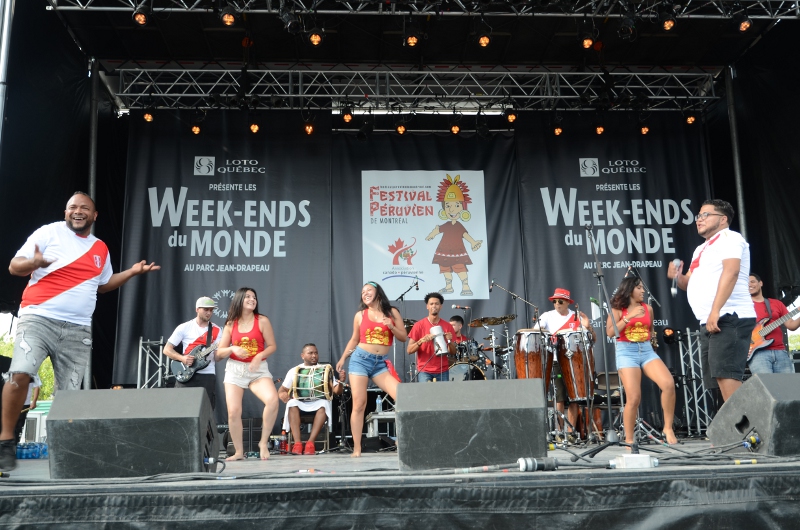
top-left (640, 125), bottom-right (650, 135)
top-left (304, 121), bottom-right (314, 135)
top-left (280, 10), bottom-right (302, 34)
top-left (249, 115), bottom-right (260, 133)
top-left (662, 327), bottom-right (683, 345)
top-left (477, 32), bottom-right (492, 47)
top-left (342, 106), bottom-right (353, 123)
top-left (476, 111), bottom-right (492, 140)
top-left (404, 29), bottom-right (420, 47)
top-left (395, 121), bottom-right (407, 135)
top-left (449, 115), bottom-right (461, 135)
top-left (132, 6), bottom-right (149, 26)
top-left (307, 28), bottom-right (324, 46)
top-left (581, 32), bottom-right (594, 49)
top-left (554, 125), bottom-right (563, 136)
top-left (250, 123), bottom-right (260, 133)
top-left (191, 125), bottom-right (201, 135)
top-left (658, 4), bottom-right (677, 31)
top-left (220, 5), bottom-right (237, 27)
top-left (504, 108), bottom-right (518, 124)
top-left (686, 114), bottom-right (697, 125)
top-left (733, 10), bottom-right (752, 32)
top-left (595, 124), bottom-right (604, 135)
top-left (618, 12), bottom-right (636, 40)
top-left (143, 108), bottom-right (154, 122)
top-left (356, 119), bottom-right (374, 141)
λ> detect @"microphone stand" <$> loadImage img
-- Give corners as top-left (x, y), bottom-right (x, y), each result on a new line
top-left (630, 267), bottom-right (661, 308)
top-left (394, 277), bottom-right (419, 382)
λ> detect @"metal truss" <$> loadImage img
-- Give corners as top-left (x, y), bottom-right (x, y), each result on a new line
top-left (116, 67), bottom-right (717, 112)
top-left (678, 329), bottom-right (713, 437)
top-left (136, 336), bottom-right (167, 389)
top-left (47, 0), bottom-right (800, 19)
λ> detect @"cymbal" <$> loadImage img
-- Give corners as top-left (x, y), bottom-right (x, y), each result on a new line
top-left (469, 314), bottom-right (517, 327)
top-left (468, 317), bottom-right (492, 327)
top-left (497, 314), bottom-right (517, 324)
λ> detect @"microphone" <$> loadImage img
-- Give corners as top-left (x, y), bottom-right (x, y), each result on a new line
top-left (671, 259), bottom-right (681, 297)
top-left (489, 279), bottom-right (494, 293)
top-left (452, 304), bottom-right (471, 310)
top-left (415, 276), bottom-right (419, 291)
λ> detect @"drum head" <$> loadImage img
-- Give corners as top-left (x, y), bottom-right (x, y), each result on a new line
top-left (449, 362), bottom-right (486, 382)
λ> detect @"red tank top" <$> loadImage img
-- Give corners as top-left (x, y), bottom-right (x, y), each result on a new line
top-left (359, 309), bottom-right (394, 346)
top-left (230, 315), bottom-right (266, 362)
top-left (617, 305), bottom-right (652, 343)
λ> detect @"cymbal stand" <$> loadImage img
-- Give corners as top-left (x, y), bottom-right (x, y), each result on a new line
top-left (490, 281), bottom-right (538, 380)
top-left (394, 276), bottom-right (419, 382)
top-left (483, 325), bottom-right (498, 379)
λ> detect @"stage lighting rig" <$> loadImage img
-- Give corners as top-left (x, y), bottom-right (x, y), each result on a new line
top-left (579, 17), bottom-right (598, 49)
top-left (732, 8), bottom-right (752, 32)
top-left (404, 29), bottom-right (421, 47)
top-left (552, 113), bottom-right (563, 136)
top-left (249, 114), bottom-right (260, 133)
top-left (281, 10), bottom-right (302, 34)
top-left (304, 121), bottom-right (314, 135)
top-left (658, 3), bottom-right (677, 31)
top-left (618, 12), bottom-right (637, 41)
top-left (132, 5), bottom-right (149, 26)
top-left (640, 125), bottom-right (650, 135)
top-left (395, 121), bottom-right (407, 135)
top-left (342, 106), bottom-right (353, 123)
top-left (476, 111), bottom-right (492, 140)
top-left (449, 114), bottom-right (462, 135)
top-left (686, 114), bottom-right (697, 125)
top-left (476, 18), bottom-right (493, 48)
top-left (307, 28), bottom-right (324, 46)
top-left (143, 108), bottom-right (154, 122)
top-left (357, 119), bottom-right (374, 141)
top-left (662, 327), bottom-right (683, 345)
top-left (504, 108), bottom-right (518, 124)
top-left (220, 5), bottom-right (238, 27)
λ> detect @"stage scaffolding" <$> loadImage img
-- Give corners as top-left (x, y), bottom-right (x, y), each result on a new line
top-left (678, 328), bottom-right (713, 437)
top-left (136, 336), bottom-right (167, 389)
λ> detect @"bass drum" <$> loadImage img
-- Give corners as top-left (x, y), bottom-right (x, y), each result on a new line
top-left (448, 362), bottom-right (486, 382)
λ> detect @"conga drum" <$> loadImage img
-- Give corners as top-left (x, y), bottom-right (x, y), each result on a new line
top-left (514, 329), bottom-right (553, 383)
top-left (555, 330), bottom-right (596, 402)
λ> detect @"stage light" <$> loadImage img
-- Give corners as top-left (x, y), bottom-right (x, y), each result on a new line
top-left (281, 10), bottom-right (302, 34)
top-left (581, 33), bottom-right (594, 49)
top-left (250, 123), bottom-right (259, 133)
top-left (357, 119), bottom-right (373, 141)
top-left (618, 13), bottom-right (636, 40)
top-left (308, 28), bottom-right (324, 46)
top-left (662, 327), bottom-right (683, 345)
top-left (342, 106), bottom-right (353, 123)
top-left (733, 11), bottom-right (752, 32)
top-left (143, 108), bottom-right (154, 122)
top-left (658, 4), bottom-right (677, 31)
top-left (395, 121), bottom-right (407, 135)
top-left (554, 126), bottom-right (563, 136)
top-left (132, 6), bottom-right (149, 26)
top-left (686, 114), bottom-right (697, 125)
top-left (304, 121), bottom-right (314, 135)
top-left (220, 5), bottom-right (237, 27)
top-left (450, 115), bottom-right (461, 135)
top-left (191, 125), bottom-right (201, 135)
top-left (596, 125), bottom-right (604, 135)
top-left (404, 30), bottom-right (420, 47)
top-left (477, 32), bottom-right (491, 47)
top-left (249, 114), bottom-right (260, 133)
top-left (504, 108), bottom-right (518, 123)
top-left (640, 125), bottom-right (650, 135)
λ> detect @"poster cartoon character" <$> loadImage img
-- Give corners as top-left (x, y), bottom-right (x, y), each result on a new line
top-left (425, 174), bottom-right (483, 296)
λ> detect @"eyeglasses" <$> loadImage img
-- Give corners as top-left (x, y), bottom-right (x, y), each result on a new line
top-left (695, 212), bottom-right (724, 221)
top-left (553, 299), bottom-right (567, 305)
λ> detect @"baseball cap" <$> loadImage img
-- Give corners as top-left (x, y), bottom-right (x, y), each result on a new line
top-left (196, 296), bottom-right (217, 308)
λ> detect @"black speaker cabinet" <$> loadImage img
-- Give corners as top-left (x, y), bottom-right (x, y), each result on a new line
top-left (395, 379), bottom-right (547, 471)
top-left (708, 373), bottom-right (800, 456)
top-left (47, 388), bottom-right (218, 478)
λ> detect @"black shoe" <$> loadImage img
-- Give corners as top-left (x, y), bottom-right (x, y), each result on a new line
top-left (0, 439), bottom-right (17, 472)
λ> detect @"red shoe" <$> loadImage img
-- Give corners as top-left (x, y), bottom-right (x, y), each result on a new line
top-left (303, 441), bottom-right (316, 455)
top-left (291, 442), bottom-right (303, 455)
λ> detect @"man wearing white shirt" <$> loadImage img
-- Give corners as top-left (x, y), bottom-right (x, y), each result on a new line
top-left (668, 199), bottom-right (756, 401)
top-left (163, 297), bottom-right (222, 409)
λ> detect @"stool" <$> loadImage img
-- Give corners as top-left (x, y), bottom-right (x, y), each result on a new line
top-left (287, 412), bottom-right (330, 452)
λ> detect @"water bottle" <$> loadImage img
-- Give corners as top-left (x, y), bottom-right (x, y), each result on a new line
top-left (279, 430), bottom-right (288, 454)
top-left (39, 443), bottom-right (49, 459)
top-left (376, 395), bottom-right (382, 413)
top-left (30, 443), bottom-right (40, 459)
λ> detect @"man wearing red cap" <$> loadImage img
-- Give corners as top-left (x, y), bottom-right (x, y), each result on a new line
top-left (535, 288), bottom-right (596, 438)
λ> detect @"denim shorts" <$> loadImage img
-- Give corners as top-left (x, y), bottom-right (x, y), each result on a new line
top-left (5, 314), bottom-right (91, 391)
top-left (418, 370), bottom-right (449, 382)
top-left (347, 347), bottom-right (389, 378)
top-left (699, 312), bottom-right (755, 389)
top-left (748, 349), bottom-right (795, 375)
top-left (615, 341), bottom-right (660, 370)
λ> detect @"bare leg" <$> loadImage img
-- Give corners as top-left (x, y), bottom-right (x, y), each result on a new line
top-left (224, 383), bottom-right (246, 461)
top-left (308, 407), bottom-right (328, 442)
top-left (288, 407), bottom-right (301, 447)
top-left (349, 374), bottom-right (368, 457)
top-left (717, 378), bottom-right (742, 402)
top-left (249, 378), bottom-right (279, 460)
top-left (618, 367), bottom-right (642, 445)
top-left (372, 372), bottom-right (399, 400)
top-left (1, 373), bottom-right (31, 441)
top-left (642, 359), bottom-right (678, 444)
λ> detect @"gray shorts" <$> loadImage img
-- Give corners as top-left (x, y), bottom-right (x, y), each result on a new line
top-left (6, 314), bottom-right (91, 391)
top-left (699, 312), bottom-right (756, 390)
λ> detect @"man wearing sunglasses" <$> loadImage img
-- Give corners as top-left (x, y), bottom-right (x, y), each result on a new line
top-left (535, 288), bottom-right (596, 439)
top-left (667, 199), bottom-right (755, 402)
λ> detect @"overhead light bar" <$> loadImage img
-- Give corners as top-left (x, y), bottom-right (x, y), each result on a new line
top-left (220, 5), bottom-right (237, 27)
top-left (132, 6), bottom-right (149, 26)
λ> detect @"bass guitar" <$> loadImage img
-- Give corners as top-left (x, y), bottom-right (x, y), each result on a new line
top-left (171, 343), bottom-right (218, 383)
top-left (747, 306), bottom-right (800, 361)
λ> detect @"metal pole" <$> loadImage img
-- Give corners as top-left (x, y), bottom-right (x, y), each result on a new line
top-left (0, 0), bottom-right (16, 167)
top-left (725, 65), bottom-right (747, 240)
top-left (84, 57), bottom-right (99, 390)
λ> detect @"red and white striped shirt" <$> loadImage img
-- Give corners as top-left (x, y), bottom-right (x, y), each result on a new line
top-left (16, 221), bottom-right (113, 326)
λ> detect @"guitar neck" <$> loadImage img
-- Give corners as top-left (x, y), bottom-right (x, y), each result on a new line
top-left (761, 306), bottom-right (800, 336)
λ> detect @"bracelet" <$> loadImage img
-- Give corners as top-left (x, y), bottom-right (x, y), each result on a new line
top-left (623, 317), bottom-right (630, 324)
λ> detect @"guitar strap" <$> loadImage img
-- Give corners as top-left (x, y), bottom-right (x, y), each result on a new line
top-left (205, 322), bottom-right (213, 348)
top-left (764, 298), bottom-right (772, 323)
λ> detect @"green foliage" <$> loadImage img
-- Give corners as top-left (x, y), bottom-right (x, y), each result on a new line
top-left (0, 335), bottom-right (55, 401)
top-left (789, 332), bottom-right (800, 353)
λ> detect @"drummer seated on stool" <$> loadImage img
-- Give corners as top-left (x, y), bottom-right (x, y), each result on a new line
top-left (278, 344), bottom-right (344, 455)
top-left (536, 288), bottom-right (596, 435)
top-left (408, 293), bottom-right (458, 382)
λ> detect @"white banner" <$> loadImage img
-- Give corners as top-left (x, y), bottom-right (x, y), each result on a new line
top-left (362, 170), bottom-right (489, 301)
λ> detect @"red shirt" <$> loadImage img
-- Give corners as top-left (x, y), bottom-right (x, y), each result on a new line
top-left (409, 318), bottom-right (455, 374)
top-left (452, 333), bottom-right (468, 343)
top-left (230, 315), bottom-right (266, 362)
top-left (359, 309), bottom-right (395, 346)
top-left (617, 305), bottom-right (652, 343)
top-left (754, 299), bottom-right (789, 351)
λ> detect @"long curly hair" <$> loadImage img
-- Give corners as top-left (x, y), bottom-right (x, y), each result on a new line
top-left (610, 277), bottom-right (642, 310)
top-left (226, 287), bottom-right (260, 325)
top-left (360, 281), bottom-right (394, 319)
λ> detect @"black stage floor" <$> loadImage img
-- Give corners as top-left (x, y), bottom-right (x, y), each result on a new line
top-left (2, 439), bottom-right (800, 528)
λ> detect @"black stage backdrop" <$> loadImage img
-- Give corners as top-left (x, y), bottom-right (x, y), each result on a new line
top-left (116, 112), bottom-right (708, 431)
top-left (114, 111), bottom-right (333, 421)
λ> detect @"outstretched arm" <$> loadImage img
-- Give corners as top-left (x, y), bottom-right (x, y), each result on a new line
top-left (9, 245), bottom-right (53, 276)
top-left (99, 260), bottom-right (161, 293)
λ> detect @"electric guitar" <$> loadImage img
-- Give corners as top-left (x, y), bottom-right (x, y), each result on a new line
top-left (747, 306), bottom-right (800, 361)
top-left (171, 343), bottom-right (218, 383)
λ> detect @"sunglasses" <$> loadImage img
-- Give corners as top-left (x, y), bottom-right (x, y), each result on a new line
top-left (553, 299), bottom-right (567, 305)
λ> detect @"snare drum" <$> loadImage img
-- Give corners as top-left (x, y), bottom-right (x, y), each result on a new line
top-left (456, 339), bottom-right (480, 362)
top-left (291, 364), bottom-right (334, 401)
top-left (448, 362), bottom-right (486, 382)
top-left (514, 329), bottom-right (553, 382)
top-left (555, 330), bottom-right (596, 402)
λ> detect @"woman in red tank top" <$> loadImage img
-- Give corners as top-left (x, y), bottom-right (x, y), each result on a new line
top-left (336, 281), bottom-right (408, 457)
top-left (217, 287), bottom-right (278, 461)
top-left (607, 277), bottom-right (677, 446)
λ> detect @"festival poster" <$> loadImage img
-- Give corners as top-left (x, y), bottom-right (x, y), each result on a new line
top-left (362, 170), bottom-right (489, 300)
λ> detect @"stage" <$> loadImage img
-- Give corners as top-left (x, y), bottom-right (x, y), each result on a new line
top-left (3, 439), bottom-right (800, 528)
